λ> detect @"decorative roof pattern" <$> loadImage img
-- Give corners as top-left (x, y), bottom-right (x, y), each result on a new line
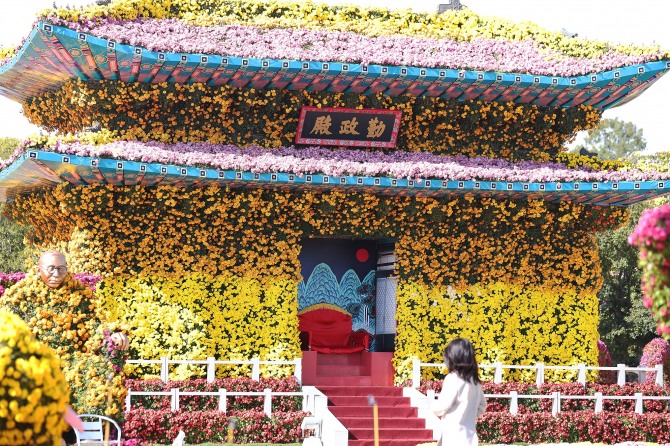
top-left (0, 22), bottom-right (668, 109)
top-left (1, 150), bottom-right (667, 206)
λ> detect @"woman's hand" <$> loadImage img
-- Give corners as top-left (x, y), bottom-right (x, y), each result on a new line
top-left (110, 332), bottom-right (129, 351)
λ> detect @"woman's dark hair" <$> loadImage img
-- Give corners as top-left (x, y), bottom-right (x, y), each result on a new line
top-left (443, 338), bottom-right (481, 385)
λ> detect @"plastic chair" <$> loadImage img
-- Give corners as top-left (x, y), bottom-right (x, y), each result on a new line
top-left (301, 416), bottom-right (322, 446)
top-left (74, 414), bottom-right (122, 446)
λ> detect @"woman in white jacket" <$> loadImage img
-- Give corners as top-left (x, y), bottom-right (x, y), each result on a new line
top-left (431, 338), bottom-right (487, 446)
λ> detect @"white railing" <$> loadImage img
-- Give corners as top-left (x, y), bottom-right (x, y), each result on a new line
top-left (126, 357), bottom-right (302, 384)
top-left (424, 389), bottom-right (670, 416)
top-left (412, 359), bottom-right (664, 388)
top-left (125, 386), bottom-right (350, 445)
top-left (125, 387), bottom-right (315, 417)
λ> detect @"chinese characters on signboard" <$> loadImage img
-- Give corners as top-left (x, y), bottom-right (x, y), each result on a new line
top-left (295, 107), bottom-right (402, 148)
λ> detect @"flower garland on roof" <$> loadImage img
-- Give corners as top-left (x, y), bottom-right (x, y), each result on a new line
top-left (38, 0), bottom-right (669, 62)
top-left (0, 47), bottom-right (14, 61)
top-left (630, 152), bottom-right (670, 173)
top-left (10, 138), bottom-right (663, 184)
top-left (39, 18), bottom-right (665, 77)
top-left (23, 79), bottom-right (601, 161)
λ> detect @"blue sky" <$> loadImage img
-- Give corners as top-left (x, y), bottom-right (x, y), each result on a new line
top-left (0, 0), bottom-right (668, 152)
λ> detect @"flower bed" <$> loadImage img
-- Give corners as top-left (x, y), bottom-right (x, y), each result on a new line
top-left (119, 378), bottom-right (670, 444)
top-left (478, 412), bottom-right (670, 444)
top-left (123, 408), bottom-right (306, 444)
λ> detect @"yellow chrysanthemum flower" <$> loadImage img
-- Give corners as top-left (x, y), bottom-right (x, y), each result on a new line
top-left (0, 310), bottom-right (69, 446)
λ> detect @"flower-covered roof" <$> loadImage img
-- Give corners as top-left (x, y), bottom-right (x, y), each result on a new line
top-left (1, 0), bottom-right (668, 106)
top-left (1, 146), bottom-right (669, 206)
top-left (0, 20), bottom-right (667, 107)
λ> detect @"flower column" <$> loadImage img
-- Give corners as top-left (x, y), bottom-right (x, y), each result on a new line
top-left (629, 203), bottom-right (670, 337)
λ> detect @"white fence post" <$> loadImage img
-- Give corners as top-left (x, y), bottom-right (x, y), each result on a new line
top-left (617, 364), bottom-right (626, 387)
top-left (252, 357), bottom-right (260, 381)
top-left (655, 364), bottom-right (664, 387)
top-left (303, 386), bottom-right (314, 413)
top-left (635, 393), bottom-right (644, 414)
top-left (536, 363), bottom-right (544, 386)
top-left (577, 363), bottom-right (586, 385)
top-left (509, 391), bottom-right (518, 415)
top-left (218, 388), bottom-right (227, 412)
top-left (551, 392), bottom-right (560, 417)
top-left (263, 388), bottom-right (272, 417)
top-left (412, 358), bottom-right (421, 388)
top-left (294, 358), bottom-right (302, 384)
top-left (594, 392), bottom-right (603, 413)
top-left (207, 357), bottom-right (216, 383)
top-left (170, 388), bottom-right (180, 412)
top-left (161, 356), bottom-right (169, 383)
top-left (125, 393), bottom-right (131, 412)
top-left (494, 362), bottom-right (503, 384)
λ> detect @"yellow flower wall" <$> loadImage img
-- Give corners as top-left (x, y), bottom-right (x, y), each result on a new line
top-left (395, 282), bottom-right (599, 383)
top-left (97, 273), bottom-right (299, 379)
top-left (23, 79), bottom-right (601, 161)
top-left (5, 184), bottom-right (627, 383)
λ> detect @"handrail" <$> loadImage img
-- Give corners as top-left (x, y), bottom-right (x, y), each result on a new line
top-left (126, 357), bottom-right (303, 384)
top-left (425, 389), bottom-right (670, 416)
top-left (125, 387), bottom-right (316, 417)
top-left (412, 359), bottom-right (663, 388)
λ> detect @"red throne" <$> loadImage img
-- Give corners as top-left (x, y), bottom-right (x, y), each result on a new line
top-left (298, 304), bottom-right (371, 354)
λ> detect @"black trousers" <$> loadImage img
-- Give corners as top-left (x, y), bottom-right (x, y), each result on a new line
top-left (62, 426), bottom-right (77, 445)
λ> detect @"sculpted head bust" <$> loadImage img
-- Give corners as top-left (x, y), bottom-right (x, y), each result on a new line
top-left (34, 249), bottom-right (130, 351)
top-left (37, 250), bottom-right (68, 289)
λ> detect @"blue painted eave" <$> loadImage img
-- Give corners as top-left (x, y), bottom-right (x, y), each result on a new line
top-left (1, 150), bottom-right (668, 207)
top-left (0, 22), bottom-right (668, 109)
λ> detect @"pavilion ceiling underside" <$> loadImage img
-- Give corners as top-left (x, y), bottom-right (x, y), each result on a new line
top-left (1, 22), bottom-right (668, 109)
top-left (0, 150), bottom-right (666, 206)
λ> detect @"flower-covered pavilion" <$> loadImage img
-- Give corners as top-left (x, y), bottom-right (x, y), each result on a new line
top-left (0, 0), bottom-right (669, 389)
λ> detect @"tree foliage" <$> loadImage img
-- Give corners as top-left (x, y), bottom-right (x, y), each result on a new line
top-left (0, 206), bottom-right (29, 272)
top-left (0, 137), bottom-right (28, 272)
top-left (580, 117), bottom-right (646, 160)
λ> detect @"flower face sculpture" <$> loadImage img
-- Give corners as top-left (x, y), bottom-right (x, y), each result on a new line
top-left (0, 250), bottom-right (129, 417)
